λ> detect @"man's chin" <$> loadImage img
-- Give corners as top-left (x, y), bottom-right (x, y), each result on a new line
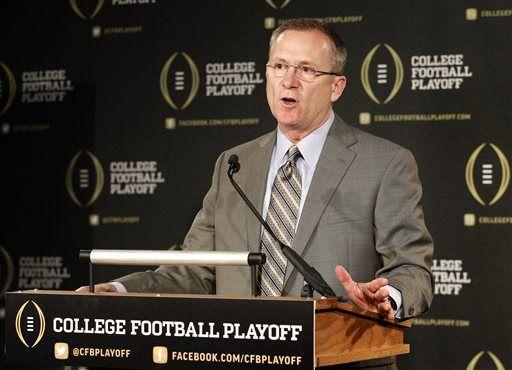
top-left (277, 120), bottom-right (300, 131)
top-left (275, 113), bottom-right (301, 128)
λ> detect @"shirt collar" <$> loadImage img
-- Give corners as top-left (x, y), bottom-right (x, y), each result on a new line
top-left (275, 110), bottom-right (334, 169)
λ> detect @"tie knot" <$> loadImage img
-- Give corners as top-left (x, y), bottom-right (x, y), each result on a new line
top-left (286, 145), bottom-right (301, 165)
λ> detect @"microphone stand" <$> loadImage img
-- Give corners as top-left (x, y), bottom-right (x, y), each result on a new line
top-left (227, 155), bottom-right (347, 301)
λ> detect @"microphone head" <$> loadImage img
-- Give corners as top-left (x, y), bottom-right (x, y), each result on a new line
top-left (228, 154), bottom-right (239, 166)
top-left (228, 154), bottom-right (240, 173)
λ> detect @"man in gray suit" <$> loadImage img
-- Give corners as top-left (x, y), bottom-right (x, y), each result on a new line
top-left (81, 19), bottom-right (433, 369)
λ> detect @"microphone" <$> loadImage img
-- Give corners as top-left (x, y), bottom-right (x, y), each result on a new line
top-left (227, 154), bottom-right (345, 300)
top-left (228, 154), bottom-right (240, 174)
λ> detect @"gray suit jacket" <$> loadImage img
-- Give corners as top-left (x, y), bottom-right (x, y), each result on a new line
top-left (117, 113), bottom-right (434, 323)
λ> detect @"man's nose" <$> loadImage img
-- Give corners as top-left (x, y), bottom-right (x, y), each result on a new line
top-left (282, 66), bottom-right (300, 88)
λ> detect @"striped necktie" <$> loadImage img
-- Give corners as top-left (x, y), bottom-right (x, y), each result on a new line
top-left (260, 145), bottom-right (302, 296)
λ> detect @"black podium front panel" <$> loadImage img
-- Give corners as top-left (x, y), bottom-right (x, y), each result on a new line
top-left (5, 291), bottom-right (315, 369)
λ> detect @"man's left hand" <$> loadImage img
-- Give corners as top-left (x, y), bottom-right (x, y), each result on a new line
top-left (335, 265), bottom-right (395, 320)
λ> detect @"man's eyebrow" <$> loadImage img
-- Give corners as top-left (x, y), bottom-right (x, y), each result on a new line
top-left (270, 57), bottom-right (315, 67)
top-left (269, 57), bottom-right (288, 63)
top-left (297, 60), bottom-right (315, 66)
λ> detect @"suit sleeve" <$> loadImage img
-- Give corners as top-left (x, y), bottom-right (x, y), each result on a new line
top-left (113, 152), bottom-right (226, 294)
top-left (374, 148), bottom-right (434, 319)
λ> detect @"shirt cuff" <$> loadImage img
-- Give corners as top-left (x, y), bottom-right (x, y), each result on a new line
top-left (381, 284), bottom-right (402, 318)
top-left (110, 281), bottom-right (127, 293)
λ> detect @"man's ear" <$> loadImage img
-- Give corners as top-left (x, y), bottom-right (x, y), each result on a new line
top-left (331, 76), bottom-right (347, 103)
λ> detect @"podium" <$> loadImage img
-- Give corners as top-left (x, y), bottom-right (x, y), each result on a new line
top-left (5, 290), bottom-right (410, 369)
top-left (314, 296), bottom-right (409, 367)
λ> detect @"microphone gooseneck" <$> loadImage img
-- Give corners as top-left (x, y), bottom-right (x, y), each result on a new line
top-left (227, 154), bottom-right (345, 300)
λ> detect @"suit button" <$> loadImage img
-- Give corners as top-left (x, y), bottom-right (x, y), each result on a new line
top-left (408, 307), bottom-right (414, 316)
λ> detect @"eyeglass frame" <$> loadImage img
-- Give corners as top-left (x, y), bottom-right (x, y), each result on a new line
top-left (266, 62), bottom-right (342, 82)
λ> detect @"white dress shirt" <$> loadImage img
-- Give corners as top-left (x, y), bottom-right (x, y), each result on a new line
top-left (262, 111), bottom-right (335, 222)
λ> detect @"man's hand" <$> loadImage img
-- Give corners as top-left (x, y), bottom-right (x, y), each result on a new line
top-left (335, 265), bottom-right (394, 320)
top-left (76, 283), bottom-right (118, 293)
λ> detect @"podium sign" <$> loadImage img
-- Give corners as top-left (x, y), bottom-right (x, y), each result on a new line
top-left (5, 291), bottom-right (315, 369)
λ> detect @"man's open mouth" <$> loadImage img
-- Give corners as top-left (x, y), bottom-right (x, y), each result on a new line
top-left (281, 97), bottom-right (298, 104)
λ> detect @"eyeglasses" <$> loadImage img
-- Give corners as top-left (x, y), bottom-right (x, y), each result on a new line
top-left (266, 62), bottom-right (342, 83)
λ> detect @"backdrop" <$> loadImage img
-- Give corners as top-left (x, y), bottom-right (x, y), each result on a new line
top-left (1, 1), bottom-right (511, 369)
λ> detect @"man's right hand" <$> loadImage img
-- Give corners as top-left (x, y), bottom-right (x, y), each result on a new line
top-left (76, 283), bottom-right (118, 293)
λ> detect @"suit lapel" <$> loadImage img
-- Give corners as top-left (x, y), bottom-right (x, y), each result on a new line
top-left (245, 132), bottom-right (276, 252)
top-left (283, 115), bottom-right (358, 286)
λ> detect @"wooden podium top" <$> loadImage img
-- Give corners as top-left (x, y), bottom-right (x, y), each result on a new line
top-left (11, 290), bottom-right (409, 326)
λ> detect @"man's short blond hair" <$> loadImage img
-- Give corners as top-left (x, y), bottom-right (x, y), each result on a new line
top-left (269, 18), bottom-right (347, 74)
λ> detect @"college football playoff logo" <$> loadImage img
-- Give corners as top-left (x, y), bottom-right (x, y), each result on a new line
top-left (160, 52), bottom-right (200, 110)
top-left (467, 351), bottom-right (505, 370)
top-left (265, 0), bottom-right (292, 9)
top-left (66, 150), bottom-right (105, 207)
top-left (69, 0), bottom-right (105, 20)
top-left (0, 61), bottom-right (16, 116)
top-left (361, 43), bottom-right (404, 104)
top-left (0, 245), bottom-right (14, 298)
top-left (15, 300), bottom-right (46, 348)
top-left (465, 143), bottom-right (510, 206)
